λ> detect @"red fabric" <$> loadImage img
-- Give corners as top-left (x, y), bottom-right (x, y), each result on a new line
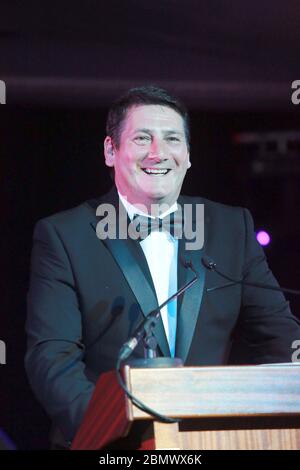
top-left (138, 437), bottom-right (155, 450)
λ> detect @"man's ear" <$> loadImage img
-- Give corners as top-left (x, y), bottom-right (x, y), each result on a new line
top-left (187, 152), bottom-right (191, 169)
top-left (104, 136), bottom-right (115, 167)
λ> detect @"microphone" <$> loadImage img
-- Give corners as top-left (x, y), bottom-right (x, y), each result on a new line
top-left (202, 255), bottom-right (300, 295)
top-left (118, 259), bottom-right (199, 362)
top-left (116, 262), bottom-right (199, 425)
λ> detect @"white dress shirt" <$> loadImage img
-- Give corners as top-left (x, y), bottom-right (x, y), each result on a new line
top-left (118, 192), bottom-right (178, 357)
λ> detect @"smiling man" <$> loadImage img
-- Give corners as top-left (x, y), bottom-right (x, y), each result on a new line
top-left (104, 103), bottom-right (191, 213)
top-left (25, 86), bottom-right (300, 449)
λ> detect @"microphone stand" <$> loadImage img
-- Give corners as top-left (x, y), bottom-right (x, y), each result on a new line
top-left (202, 256), bottom-right (300, 296)
top-left (115, 260), bottom-right (199, 423)
top-left (118, 261), bottom-right (199, 368)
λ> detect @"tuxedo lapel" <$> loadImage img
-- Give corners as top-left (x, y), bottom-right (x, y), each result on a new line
top-left (175, 197), bottom-right (206, 363)
top-left (88, 187), bottom-right (170, 357)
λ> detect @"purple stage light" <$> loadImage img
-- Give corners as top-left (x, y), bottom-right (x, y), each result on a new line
top-left (256, 230), bottom-right (271, 246)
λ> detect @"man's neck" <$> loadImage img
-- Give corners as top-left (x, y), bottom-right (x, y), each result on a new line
top-left (118, 192), bottom-right (178, 219)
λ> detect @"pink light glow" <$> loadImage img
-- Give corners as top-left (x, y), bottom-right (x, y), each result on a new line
top-left (256, 230), bottom-right (271, 246)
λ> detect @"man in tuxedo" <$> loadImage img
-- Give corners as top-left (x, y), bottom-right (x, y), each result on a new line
top-left (25, 86), bottom-right (300, 448)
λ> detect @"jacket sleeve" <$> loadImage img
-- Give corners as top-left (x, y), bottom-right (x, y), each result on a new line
top-left (229, 208), bottom-right (300, 364)
top-left (25, 218), bottom-right (95, 443)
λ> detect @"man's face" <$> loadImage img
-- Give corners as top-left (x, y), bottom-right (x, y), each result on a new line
top-left (104, 104), bottom-right (191, 209)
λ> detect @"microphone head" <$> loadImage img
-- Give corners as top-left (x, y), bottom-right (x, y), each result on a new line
top-left (201, 256), bottom-right (217, 270)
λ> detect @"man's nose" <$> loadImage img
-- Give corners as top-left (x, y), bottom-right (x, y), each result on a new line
top-left (149, 139), bottom-right (166, 159)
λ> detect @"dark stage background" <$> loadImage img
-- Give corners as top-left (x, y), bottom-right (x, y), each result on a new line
top-left (1, 0), bottom-right (300, 450)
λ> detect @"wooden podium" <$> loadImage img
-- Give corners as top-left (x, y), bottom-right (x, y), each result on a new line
top-left (71, 364), bottom-right (300, 450)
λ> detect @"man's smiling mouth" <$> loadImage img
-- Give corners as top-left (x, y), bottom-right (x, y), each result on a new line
top-left (142, 168), bottom-right (171, 175)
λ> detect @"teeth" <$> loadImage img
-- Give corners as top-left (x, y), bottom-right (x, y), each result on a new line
top-left (143, 168), bottom-right (169, 175)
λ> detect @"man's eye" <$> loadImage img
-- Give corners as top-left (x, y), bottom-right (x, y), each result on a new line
top-left (167, 136), bottom-right (180, 142)
top-left (134, 135), bottom-right (151, 143)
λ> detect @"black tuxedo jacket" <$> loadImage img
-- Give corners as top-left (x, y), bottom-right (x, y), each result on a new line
top-left (25, 187), bottom-right (300, 443)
